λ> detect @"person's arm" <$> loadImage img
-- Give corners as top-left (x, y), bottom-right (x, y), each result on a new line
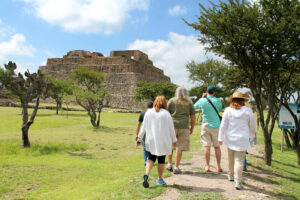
top-left (190, 115), bottom-right (195, 134)
top-left (135, 122), bottom-right (142, 141)
top-left (189, 102), bottom-right (196, 134)
top-left (167, 99), bottom-right (174, 114)
top-left (194, 98), bottom-right (203, 110)
top-left (167, 112), bottom-right (177, 146)
top-left (248, 108), bottom-right (257, 140)
top-left (218, 108), bottom-right (229, 145)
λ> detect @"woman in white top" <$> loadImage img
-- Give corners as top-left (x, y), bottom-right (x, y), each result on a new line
top-left (218, 92), bottom-right (256, 190)
top-left (138, 96), bottom-right (177, 188)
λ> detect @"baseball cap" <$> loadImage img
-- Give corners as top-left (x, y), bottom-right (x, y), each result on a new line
top-left (207, 85), bottom-right (216, 94)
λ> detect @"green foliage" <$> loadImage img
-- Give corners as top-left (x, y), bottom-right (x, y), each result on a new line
top-left (186, 59), bottom-right (233, 105)
top-left (186, 59), bottom-right (229, 86)
top-left (186, 0), bottom-right (300, 165)
top-left (48, 77), bottom-right (73, 114)
top-left (134, 81), bottom-right (177, 101)
top-left (0, 61), bottom-right (51, 147)
top-left (71, 67), bottom-right (104, 88)
top-left (71, 67), bottom-right (109, 127)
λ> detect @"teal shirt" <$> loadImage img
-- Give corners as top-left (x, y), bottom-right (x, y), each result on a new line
top-left (194, 96), bottom-right (222, 129)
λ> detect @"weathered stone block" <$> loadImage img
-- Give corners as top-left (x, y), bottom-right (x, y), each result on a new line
top-left (39, 50), bottom-right (171, 110)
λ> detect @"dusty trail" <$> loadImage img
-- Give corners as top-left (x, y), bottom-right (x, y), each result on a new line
top-left (149, 145), bottom-right (279, 200)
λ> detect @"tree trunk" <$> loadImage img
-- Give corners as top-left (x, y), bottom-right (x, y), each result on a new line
top-left (297, 146), bottom-right (300, 166)
top-left (88, 110), bottom-right (98, 127)
top-left (96, 107), bottom-right (102, 127)
top-left (22, 125), bottom-right (30, 147)
top-left (21, 102), bottom-right (30, 147)
top-left (283, 130), bottom-right (292, 148)
top-left (264, 135), bottom-right (273, 166)
top-left (56, 101), bottom-right (59, 115)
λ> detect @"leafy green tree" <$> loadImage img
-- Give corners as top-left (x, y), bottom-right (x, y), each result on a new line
top-left (48, 78), bottom-right (73, 114)
top-left (71, 67), bottom-right (109, 127)
top-left (276, 67), bottom-right (300, 164)
top-left (186, 59), bottom-right (233, 104)
top-left (0, 61), bottom-right (50, 147)
top-left (189, 86), bottom-right (206, 103)
top-left (186, 0), bottom-right (300, 165)
top-left (134, 81), bottom-right (177, 101)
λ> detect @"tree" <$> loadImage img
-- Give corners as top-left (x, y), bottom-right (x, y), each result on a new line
top-left (0, 61), bottom-right (50, 147)
top-left (71, 67), bottom-right (109, 127)
top-left (134, 81), bottom-right (177, 101)
top-left (48, 78), bottom-right (73, 114)
top-left (185, 0), bottom-right (300, 165)
top-left (186, 59), bottom-right (233, 103)
top-left (276, 67), bottom-right (300, 164)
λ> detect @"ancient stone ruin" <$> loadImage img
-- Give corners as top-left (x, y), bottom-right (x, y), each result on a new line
top-left (39, 50), bottom-right (171, 110)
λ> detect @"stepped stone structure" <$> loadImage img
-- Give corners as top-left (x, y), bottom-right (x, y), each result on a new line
top-left (39, 50), bottom-right (171, 110)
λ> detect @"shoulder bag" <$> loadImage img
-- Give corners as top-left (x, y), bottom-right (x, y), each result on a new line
top-left (205, 97), bottom-right (222, 122)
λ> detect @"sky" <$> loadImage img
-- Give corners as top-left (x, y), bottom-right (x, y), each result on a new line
top-left (0, 0), bottom-right (226, 89)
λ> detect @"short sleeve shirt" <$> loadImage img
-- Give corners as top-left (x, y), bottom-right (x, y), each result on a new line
top-left (138, 111), bottom-right (146, 123)
top-left (194, 96), bottom-right (222, 129)
top-left (167, 97), bottom-right (196, 129)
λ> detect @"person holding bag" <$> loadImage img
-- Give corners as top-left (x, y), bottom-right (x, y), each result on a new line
top-left (194, 85), bottom-right (223, 172)
top-left (218, 92), bottom-right (256, 190)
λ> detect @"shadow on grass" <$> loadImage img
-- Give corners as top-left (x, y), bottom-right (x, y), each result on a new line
top-left (92, 126), bottom-right (131, 134)
top-left (243, 182), bottom-right (295, 200)
top-left (245, 159), bottom-right (299, 200)
top-left (67, 152), bottom-right (94, 159)
top-left (28, 143), bottom-right (89, 155)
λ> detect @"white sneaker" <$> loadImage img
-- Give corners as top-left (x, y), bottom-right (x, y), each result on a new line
top-left (166, 164), bottom-right (173, 172)
top-left (227, 174), bottom-right (234, 181)
top-left (173, 167), bottom-right (182, 174)
top-left (235, 182), bottom-right (242, 190)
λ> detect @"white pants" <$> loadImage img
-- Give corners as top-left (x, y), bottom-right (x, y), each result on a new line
top-left (227, 148), bottom-right (246, 183)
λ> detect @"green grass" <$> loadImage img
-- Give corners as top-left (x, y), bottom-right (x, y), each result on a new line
top-left (0, 107), bottom-right (299, 199)
top-left (0, 107), bottom-right (168, 200)
top-left (247, 124), bottom-right (300, 200)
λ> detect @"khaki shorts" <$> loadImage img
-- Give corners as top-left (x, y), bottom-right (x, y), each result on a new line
top-left (175, 129), bottom-right (190, 151)
top-left (201, 123), bottom-right (220, 147)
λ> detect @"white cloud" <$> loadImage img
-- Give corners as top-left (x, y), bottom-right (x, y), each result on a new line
top-left (0, 34), bottom-right (35, 58)
top-left (128, 32), bottom-right (222, 89)
top-left (22, 0), bottom-right (150, 34)
top-left (0, 33), bottom-right (36, 72)
top-left (168, 5), bottom-right (187, 16)
top-left (0, 18), bottom-right (14, 40)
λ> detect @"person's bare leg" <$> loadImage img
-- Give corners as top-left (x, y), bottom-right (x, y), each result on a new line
top-left (204, 146), bottom-right (211, 172)
top-left (175, 150), bottom-right (183, 168)
top-left (146, 160), bottom-right (154, 175)
top-left (215, 147), bottom-right (222, 172)
top-left (157, 164), bottom-right (165, 180)
top-left (168, 150), bottom-right (173, 165)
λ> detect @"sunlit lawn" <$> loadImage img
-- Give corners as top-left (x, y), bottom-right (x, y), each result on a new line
top-left (0, 107), bottom-right (171, 200)
top-left (248, 119), bottom-right (300, 200)
top-left (0, 107), bottom-right (299, 200)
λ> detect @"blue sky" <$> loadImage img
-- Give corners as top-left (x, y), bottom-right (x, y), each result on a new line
top-left (0, 0), bottom-right (225, 89)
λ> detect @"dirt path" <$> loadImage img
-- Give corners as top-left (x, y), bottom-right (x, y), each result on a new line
top-left (150, 145), bottom-right (280, 200)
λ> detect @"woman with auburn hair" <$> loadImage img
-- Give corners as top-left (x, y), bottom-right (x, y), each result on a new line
top-left (218, 92), bottom-right (256, 190)
top-left (138, 96), bottom-right (177, 188)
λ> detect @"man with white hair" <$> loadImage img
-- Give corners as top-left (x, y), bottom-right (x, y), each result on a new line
top-left (167, 86), bottom-right (196, 174)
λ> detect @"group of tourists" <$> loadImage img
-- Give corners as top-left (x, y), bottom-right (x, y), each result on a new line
top-left (135, 85), bottom-right (256, 190)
